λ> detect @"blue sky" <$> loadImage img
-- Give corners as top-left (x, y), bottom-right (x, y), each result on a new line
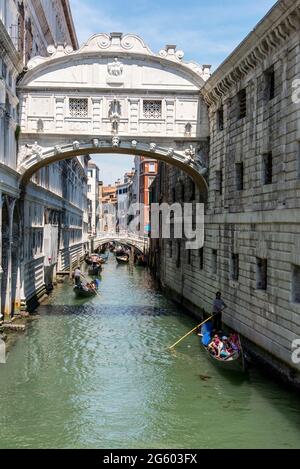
top-left (70, 0), bottom-right (276, 183)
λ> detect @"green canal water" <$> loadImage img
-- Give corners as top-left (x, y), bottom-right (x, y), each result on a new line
top-left (0, 255), bottom-right (300, 449)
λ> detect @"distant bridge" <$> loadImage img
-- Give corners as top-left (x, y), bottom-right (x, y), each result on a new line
top-left (93, 233), bottom-right (149, 254)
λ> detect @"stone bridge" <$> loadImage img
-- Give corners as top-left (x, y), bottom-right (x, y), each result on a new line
top-left (93, 233), bottom-right (148, 254)
top-left (17, 32), bottom-right (211, 195)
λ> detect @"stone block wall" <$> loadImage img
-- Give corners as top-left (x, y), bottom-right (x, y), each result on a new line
top-left (151, 0), bottom-right (300, 387)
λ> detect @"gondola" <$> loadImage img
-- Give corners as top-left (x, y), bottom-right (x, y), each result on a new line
top-left (116, 255), bottom-right (129, 264)
top-left (100, 252), bottom-right (109, 263)
top-left (85, 253), bottom-right (101, 266)
top-left (73, 283), bottom-right (98, 298)
top-left (88, 264), bottom-right (102, 276)
top-left (202, 343), bottom-right (244, 373)
top-left (135, 255), bottom-right (147, 267)
top-left (84, 254), bottom-right (93, 265)
top-left (200, 324), bottom-right (245, 373)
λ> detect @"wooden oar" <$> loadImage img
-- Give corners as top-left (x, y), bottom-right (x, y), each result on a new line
top-left (168, 313), bottom-right (215, 350)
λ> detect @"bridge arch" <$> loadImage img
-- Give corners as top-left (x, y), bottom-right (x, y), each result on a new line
top-left (18, 141), bottom-right (208, 194)
top-left (94, 237), bottom-right (146, 254)
top-left (17, 32), bottom-right (210, 195)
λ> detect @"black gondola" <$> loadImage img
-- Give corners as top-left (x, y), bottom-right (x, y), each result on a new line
top-left (73, 283), bottom-right (98, 298)
top-left (88, 264), bottom-right (102, 276)
top-left (100, 252), bottom-right (109, 263)
top-left (116, 255), bottom-right (129, 264)
top-left (84, 254), bottom-right (92, 265)
top-left (200, 326), bottom-right (245, 373)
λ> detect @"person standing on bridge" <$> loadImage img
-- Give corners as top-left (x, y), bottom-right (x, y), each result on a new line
top-left (212, 291), bottom-right (227, 332)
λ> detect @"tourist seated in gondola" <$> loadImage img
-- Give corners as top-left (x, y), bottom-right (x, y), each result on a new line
top-left (208, 334), bottom-right (222, 356)
top-left (219, 336), bottom-right (232, 359)
top-left (80, 280), bottom-right (89, 292)
top-left (89, 280), bottom-right (99, 290)
top-left (91, 254), bottom-right (99, 268)
top-left (229, 333), bottom-right (240, 352)
top-left (93, 278), bottom-right (101, 289)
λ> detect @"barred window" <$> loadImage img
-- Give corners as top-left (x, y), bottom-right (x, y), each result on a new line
top-left (69, 98), bottom-right (88, 118)
top-left (256, 258), bottom-right (267, 290)
top-left (217, 106), bottom-right (224, 131)
top-left (237, 89), bottom-right (247, 119)
top-left (230, 253), bottom-right (239, 281)
top-left (263, 152), bottom-right (272, 185)
top-left (292, 265), bottom-right (300, 304)
top-left (264, 65), bottom-right (275, 101)
top-left (235, 162), bottom-right (244, 191)
top-left (143, 100), bottom-right (162, 119)
top-left (212, 249), bottom-right (218, 274)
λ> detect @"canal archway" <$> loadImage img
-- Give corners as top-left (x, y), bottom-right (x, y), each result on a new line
top-left (17, 32), bottom-right (210, 195)
top-left (94, 235), bottom-right (146, 254)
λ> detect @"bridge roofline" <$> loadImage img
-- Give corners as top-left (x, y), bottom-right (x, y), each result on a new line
top-left (19, 33), bottom-right (210, 88)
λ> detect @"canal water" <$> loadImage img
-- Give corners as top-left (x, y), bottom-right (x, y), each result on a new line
top-left (0, 255), bottom-right (300, 449)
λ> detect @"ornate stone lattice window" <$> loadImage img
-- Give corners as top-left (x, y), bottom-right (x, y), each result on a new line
top-left (143, 100), bottom-right (162, 119)
top-left (69, 98), bottom-right (88, 118)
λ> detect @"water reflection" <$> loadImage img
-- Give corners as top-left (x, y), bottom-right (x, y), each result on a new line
top-left (0, 256), bottom-right (299, 448)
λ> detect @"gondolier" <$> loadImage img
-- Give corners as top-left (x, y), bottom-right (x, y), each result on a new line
top-left (212, 291), bottom-right (227, 332)
top-left (74, 267), bottom-right (82, 285)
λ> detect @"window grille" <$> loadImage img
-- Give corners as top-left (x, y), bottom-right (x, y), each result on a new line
top-left (69, 98), bottom-right (88, 118)
top-left (215, 170), bottom-right (223, 194)
top-left (265, 66), bottom-right (275, 101)
top-left (176, 240), bottom-right (181, 268)
top-left (292, 265), bottom-right (300, 304)
top-left (212, 249), bottom-right (218, 274)
top-left (256, 258), bottom-right (267, 290)
top-left (263, 152), bottom-right (272, 185)
top-left (235, 162), bottom-right (244, 191)
top-left (230, 253), bottom-right (239, 281)
top-left (143, 100), bottom-right (162, 119)
top-left (217, 106), bottom-right (224, 131)
top-left (238, 89), bottom-right (247, 119)
top-left (199, 247), bottom-right (204, 270)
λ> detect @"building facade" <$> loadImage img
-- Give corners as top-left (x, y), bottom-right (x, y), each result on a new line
top-left (138, 157), bottom-right (158, 235)
top-left (0, 0), bottom-right (88, 317)
top-left (102, 184), bottom-right (118, 233)
top-left (116, 171), bottom-right (135, 233)
top-left (87, 160), bottom-right (100, 237)
top-left (151, 0), bottom-right (300, 386)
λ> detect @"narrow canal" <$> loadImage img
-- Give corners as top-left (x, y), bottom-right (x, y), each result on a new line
top-left (0, 255), bottom-right (300, 449)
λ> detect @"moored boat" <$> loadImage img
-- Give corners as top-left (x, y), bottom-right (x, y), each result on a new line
top-left (100, 252), bottom-right (109, 263)
top-left (88, 264), bottom-right (102, 276)
top-left (116, 255), bottom-right (129, 264)
top-left (85, 253), bottom-right (100, 265)
top-left (135, 254), bottom-right (148, 267)
top-left (84, 254), bottom-right (93, 265)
